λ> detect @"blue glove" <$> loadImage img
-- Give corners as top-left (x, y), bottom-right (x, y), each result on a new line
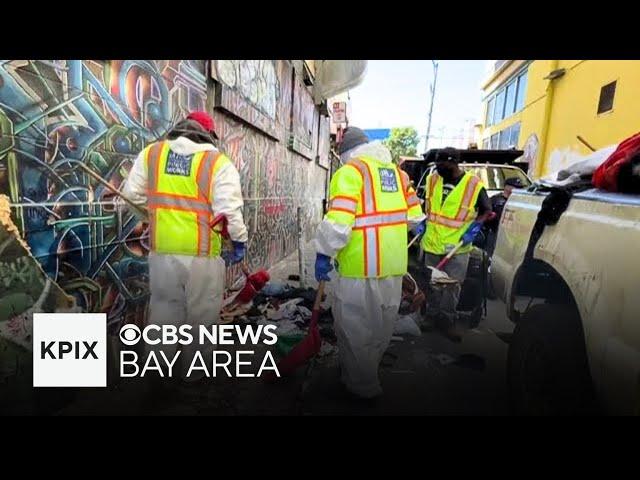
top-left (411, 220), bottom-right (426, 236)
top-left (315, 253), bottom-right (333, 282)
top-left (462, 221), bottom-right (483, 245)
top-left (223, 241), bottom-right (246, 265)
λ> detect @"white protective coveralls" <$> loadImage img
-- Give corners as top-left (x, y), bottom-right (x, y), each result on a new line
top-left (122, 136), bottom-right (248, 380)
top-left (314, 141), bottom-right (426, 398)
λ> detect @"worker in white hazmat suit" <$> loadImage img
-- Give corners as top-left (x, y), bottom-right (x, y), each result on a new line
top-left (121, 111), bottom-right (248, 382)
top-left (314, 127), bottom-right (426, 399)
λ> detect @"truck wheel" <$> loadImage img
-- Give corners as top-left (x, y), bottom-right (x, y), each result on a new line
top-left (507, 303), bottom-right (599, 415)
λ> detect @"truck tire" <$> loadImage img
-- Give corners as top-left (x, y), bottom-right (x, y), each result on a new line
top-left (507, 303), bottom-right (599, 415)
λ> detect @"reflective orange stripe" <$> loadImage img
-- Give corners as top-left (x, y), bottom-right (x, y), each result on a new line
top-left (407, 193), bottom-right (419, 207)
top-left (398, 169), bottom-right (412, 209)
top-left (348, 159), bottom-right (376, 213)
top-left (354, 210), bottom-right (407, 226)
top-left (148, 191), bottom-right (208, 204)
top-left (454, 175), bottom-right (480, 222)
top-left (429, 212), bottom-right (465, 229)
top-left (427, 174), bottom-right (481, 229)
top-left (334, 194), bottom-right (359, 202)
top-left (431, 175), bottom-right (480, 222)
top-left (356, 208), bottom-right (407, 218)
top-left (361, 160), bottom-right (378, 212)
top-left (341, 157), bottom-right (410, 277)
top-left (330, 196), bottom-right (358, 213)
top-left (425, 174), bottom-right (438, 213)
top-left (428, 174), bottom-right (438, 199)
top-left (148, 197), bottom-right (211, 214)
top-left (147, 142), bottom-right (166, 251)
top-left (375, 227), bottom-right (381, 275)
top-left (329, 207), bottom-right (357, 215)
top-left (197, 151), bottom-right (220, 201)
top-left (146, 144), bottom-right (220, 256)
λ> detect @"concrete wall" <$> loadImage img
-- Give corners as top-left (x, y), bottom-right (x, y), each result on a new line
top-left (0, 60), bottom-right (330, 340)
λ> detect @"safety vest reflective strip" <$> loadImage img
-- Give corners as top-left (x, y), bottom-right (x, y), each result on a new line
top-left (328, 195), bottom-right (358, 214)
top-left (347, 159), bottom-right (408, 277)
top-left (406, 192), bottom-right (420, 207)
top-left (427, 173), bottom-right (481, 229)
top-left (398, 170), bottom-right (419, 207)
top-left (146, 142), bottom-right (221, 256)
top-left (347, 160), bottom-right (377, 213)
top-left (353, 210), bottom-right (408, 229)
top-left (425, 173), bottom-right (437, 212)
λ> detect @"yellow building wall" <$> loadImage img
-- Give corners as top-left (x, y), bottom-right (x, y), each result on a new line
top-left (480, 60), bottom-right (640, 178)
top-left (481, 61), bottom-right (552, 158)
top-left (541, 60), bottom-right (640, 176)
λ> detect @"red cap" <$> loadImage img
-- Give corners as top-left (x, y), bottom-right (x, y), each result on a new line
top-left (186, 111), bottom-right (218, 138)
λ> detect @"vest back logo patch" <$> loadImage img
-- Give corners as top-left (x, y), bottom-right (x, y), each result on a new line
top-left (165, 152), bottom-right (193, 177)
top-left (379, 168), bottom-right (399, 193)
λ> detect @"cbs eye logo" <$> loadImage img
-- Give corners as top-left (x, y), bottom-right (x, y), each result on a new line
top-left (119, 324), bottom-right (141, 346)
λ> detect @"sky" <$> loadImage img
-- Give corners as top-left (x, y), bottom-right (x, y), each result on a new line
top-left (347, 60), bottom-right (488, 152)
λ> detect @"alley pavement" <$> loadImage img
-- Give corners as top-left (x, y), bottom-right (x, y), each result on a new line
top-left (55, 242), bottom-right (515, 416)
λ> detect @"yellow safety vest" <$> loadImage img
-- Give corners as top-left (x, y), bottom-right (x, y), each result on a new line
top-left (144, 141), bottom-right (230, 257)
top-left (421, 171), bottom-right (483, 255)
top-left (324, 155), bottom-right (423, 278)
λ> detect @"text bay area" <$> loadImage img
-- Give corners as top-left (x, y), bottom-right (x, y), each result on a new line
top-left (120, 349), bottom-right (280, 378)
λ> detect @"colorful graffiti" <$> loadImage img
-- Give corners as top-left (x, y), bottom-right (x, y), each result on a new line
top-left (0, 60), bottom-right (207, 334)
top-left (215, 61), bottom-right (327, 270)
top-left (0, 59), bottom-right (329, 356)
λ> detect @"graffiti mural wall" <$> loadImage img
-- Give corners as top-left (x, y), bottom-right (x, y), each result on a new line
top-left (0, 60), bottom-right (329, 358)
top-left (213, 60), bottom-right (328, 272)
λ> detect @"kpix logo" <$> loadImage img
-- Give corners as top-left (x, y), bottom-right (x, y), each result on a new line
top-left (33, 313), bottom-right (107, 387)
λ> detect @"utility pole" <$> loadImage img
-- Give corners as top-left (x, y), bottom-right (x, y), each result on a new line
top-left (425, 60), bottom-right (439, 151)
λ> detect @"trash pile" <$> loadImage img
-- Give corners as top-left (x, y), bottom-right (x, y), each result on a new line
top-left (218, 271), bottom-right (433, 372)
top-left (220, 277), bottom-right (337, 359)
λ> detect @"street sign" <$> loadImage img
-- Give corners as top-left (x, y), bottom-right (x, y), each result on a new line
top-left (332, 102), bottom-right (347, 124)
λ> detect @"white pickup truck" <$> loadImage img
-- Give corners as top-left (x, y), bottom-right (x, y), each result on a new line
top-left (492, 184), bottom-right (640, 415)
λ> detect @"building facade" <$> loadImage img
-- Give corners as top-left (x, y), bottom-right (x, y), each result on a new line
top-left (480, 60), bottom-right (640, 178)
top-left (0, 60), bottom-right (332, 341)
